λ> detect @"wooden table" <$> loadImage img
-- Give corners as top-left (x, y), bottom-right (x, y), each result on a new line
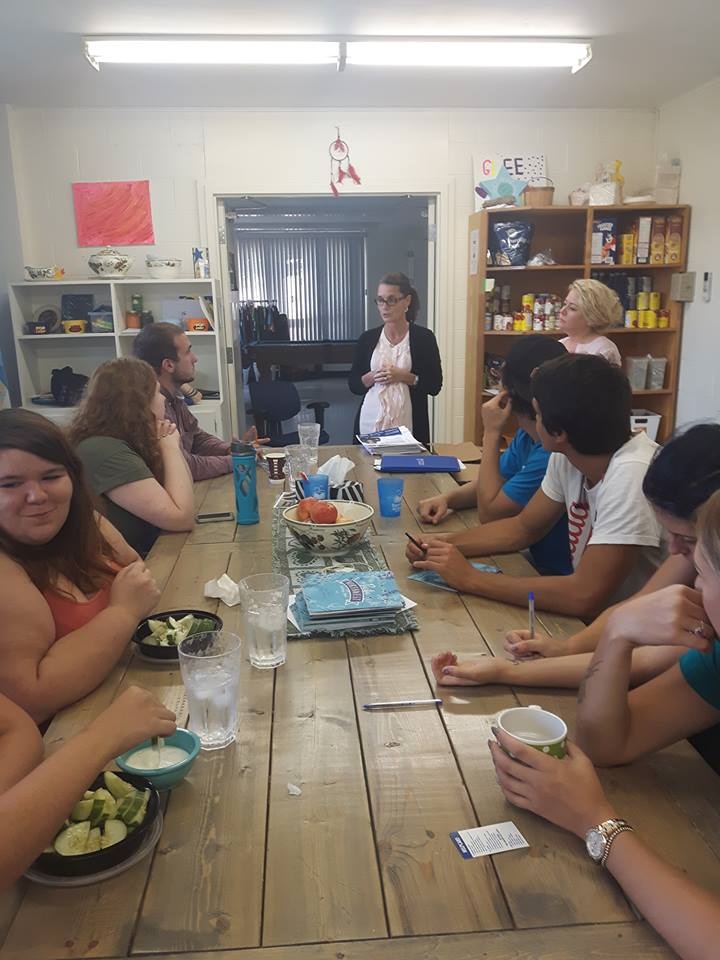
top-left (3, 446), bottom-right (720, 960)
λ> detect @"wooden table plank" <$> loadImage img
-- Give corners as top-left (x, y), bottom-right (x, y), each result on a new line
top-left (348, 630), bottom-right (511, 937)
top-left (379, 540), bottom-right (633, 929)
top-left (148, 922), bottom-right (677, 960)
top-left (134, 540), bottom-right (274, 954)
top-left (262, 639), bottom-right (387, 946)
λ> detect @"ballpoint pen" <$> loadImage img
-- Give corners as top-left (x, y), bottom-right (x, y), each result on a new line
top-left (363, 698), bottom-right (442, 710)
top-left (528, 591), bottom-right (536, 640)
top-left (405, 531), bottom-right (427, 554)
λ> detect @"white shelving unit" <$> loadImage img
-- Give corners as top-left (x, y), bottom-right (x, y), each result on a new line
top-left (8, 277), bottom-right (230, 439)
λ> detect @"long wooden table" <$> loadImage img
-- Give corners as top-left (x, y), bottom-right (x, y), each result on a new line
top-left (3, 446), bottom-right (720, 959)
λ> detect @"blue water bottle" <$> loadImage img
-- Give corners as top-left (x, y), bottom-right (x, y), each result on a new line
top-left (231, 441), bottom-right (259, 525)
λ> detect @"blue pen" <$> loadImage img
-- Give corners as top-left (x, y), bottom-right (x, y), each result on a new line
top-left (528, 591), bottom-right (536, 640)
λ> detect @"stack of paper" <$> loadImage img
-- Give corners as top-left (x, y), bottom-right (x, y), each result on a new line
top-left (292, 571), bottom-right (405, 633)
top-left (357, 426), bottom-right (426, 457)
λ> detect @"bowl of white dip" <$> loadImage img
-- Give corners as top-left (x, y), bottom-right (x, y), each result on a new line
top-left (115, 728), bottom-right (201, 790)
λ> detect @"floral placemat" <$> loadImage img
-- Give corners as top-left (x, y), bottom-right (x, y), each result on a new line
top-left (271, 508), bottom-right (418, 638)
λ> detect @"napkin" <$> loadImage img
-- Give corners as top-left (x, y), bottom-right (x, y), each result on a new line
top-left (204, 573), bottom-right (242, 607)
top-left (317, 454), bottom-right (354, 485)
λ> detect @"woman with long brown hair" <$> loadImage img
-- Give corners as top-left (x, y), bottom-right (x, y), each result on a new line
top-left (0, 409), bottom-right (159, 722)
top-left (68, 357), bottom-right (194, 557)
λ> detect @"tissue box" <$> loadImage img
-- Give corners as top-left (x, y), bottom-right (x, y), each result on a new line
top-left (294, 480), bottom-right (365, 502)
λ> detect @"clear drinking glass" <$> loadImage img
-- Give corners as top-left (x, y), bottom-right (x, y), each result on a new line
top-left (240, 573), bottom-right (290, 669)
top-left (297, 420), bottom-right (320, 469)
top-left (177, 631), bottom-right (242, 750)
top-left (285, 445), bottom-right (314, 489)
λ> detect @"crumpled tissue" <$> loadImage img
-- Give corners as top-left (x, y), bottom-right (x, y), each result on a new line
top-left (204, 573), bottom-right (242, 607)
top-left (317, 454), bottom-right (354, 485)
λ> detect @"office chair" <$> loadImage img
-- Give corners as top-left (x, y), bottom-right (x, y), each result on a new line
top-left (248, 380), bottom-right (330, 447)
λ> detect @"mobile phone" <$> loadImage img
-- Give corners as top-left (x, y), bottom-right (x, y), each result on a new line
top-left (196, 511), bottom-right (235, 523)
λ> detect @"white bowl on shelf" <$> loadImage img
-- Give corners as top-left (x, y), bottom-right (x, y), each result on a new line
top-left (145, 257), bottom-right (182, 280)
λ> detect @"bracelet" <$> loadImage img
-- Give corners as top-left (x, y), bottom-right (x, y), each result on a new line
top-left (600, 823), bottom-right (634, 866)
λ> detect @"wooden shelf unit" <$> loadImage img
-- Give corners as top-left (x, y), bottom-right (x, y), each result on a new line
top-left (464, 204), bottom-right (690, 444)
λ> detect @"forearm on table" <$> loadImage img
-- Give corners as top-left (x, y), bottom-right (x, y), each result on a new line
top-left (27, 607), bottom-right (138, 722)
top-left (446, 515), bottom-right (531, 556)
top-left (183, 449), bottom-right (232, 481)
top-left (604, 830), bottom-right (720, 960)
top-left (0, 725), bottom-right (114, 892)
top-left (445, 481), bottom-right (478, 512)
top-left (463, 569), bottom-right (600, 617)
top-left (192, 431), bottom-right (231, 457)
top-left (575, 635), bottom-right (634, 761)
top-left (474, 432), bottom-right (505, 520)
top-left (0, 713), bottom-right (44, 794)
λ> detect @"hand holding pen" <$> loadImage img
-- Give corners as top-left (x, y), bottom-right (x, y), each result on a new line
top-left (405, 531), bottom-right (427, 560)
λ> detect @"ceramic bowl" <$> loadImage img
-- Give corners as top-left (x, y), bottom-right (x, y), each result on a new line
top-left (116, 728), bottom-right (201, 791)
top-left (133, 609), bottom-right (224, 661)
top-left (146, 257), bottom-right (182, 279)
top-left (88, 247), bottom-right (133, 278)
top-left (34, 771), bottom-right (159, 878)
top-left (283, 500), bottom-right (374, 556)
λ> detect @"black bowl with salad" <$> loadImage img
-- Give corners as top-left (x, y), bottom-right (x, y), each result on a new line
top-left (35, 771), bottom-right (160, 877)
top-left (133, 609), bottom-right (223, 661)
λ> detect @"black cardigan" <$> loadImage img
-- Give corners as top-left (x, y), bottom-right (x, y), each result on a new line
top-left (348, 324), bottom-right (443, 445)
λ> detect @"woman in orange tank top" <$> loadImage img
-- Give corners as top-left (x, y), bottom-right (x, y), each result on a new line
top-left (0, 410), bottom-right (160, 723)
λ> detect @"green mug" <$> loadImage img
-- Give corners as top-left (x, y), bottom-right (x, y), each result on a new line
top-left (495, 705), bottom-right (567, 759)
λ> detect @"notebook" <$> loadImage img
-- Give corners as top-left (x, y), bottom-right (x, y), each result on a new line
top-left (301, 571), bottom-right (404, 620)
top-left (379, 454), bottom-right (462, 474)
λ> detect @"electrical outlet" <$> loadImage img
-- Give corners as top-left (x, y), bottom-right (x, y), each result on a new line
top-left (670, 271), bottom-right (696, 302)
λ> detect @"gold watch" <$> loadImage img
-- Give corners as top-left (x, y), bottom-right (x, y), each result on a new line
top-left (585, 818), bottom-right (633, 866)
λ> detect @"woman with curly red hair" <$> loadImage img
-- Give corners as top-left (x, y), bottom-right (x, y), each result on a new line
top-left (68, 357), bottom-right (194, 557)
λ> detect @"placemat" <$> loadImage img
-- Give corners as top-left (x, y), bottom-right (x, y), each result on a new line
top-left (272, 508), bottom-right (418, 638)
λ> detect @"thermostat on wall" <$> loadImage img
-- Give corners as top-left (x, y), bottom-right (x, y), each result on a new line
top-left (670, 272), bottom-right (696, 302)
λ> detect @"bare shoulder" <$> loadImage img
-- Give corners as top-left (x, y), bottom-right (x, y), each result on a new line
top-left (95, 513), bottom-right (139, 565)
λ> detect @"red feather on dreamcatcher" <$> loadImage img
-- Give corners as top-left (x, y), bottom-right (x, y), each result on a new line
top-left (329, 127), bottom-right (361, 197)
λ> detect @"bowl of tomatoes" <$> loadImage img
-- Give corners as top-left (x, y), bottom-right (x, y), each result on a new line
top-left (282, 497), bottom-right (374, 556)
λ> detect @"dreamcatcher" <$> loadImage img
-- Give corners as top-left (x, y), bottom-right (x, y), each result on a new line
top-left (328, 127), bottom-right (361, 197)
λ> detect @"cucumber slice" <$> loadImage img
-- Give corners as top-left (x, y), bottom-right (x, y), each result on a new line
top-left (117, 792), bottom-right (143, 826)
top-left (85, 827), bottom-right (101, 853)
top-left (127, 789), bottom-right (150, 828)
top-left (54, 821), bottom-right (90, 856)
top-left (71, 798), bottom-right (93, 822)
top-left (103, 771), bottom-right (134, 800)
top-left (83, 791), bottom-right (95, 800)
top-left (101, 819), bottom-right (128, 849)
top-left (89, 790), bottom-right (116, 826)
top-left (147, 619), bottom-right (166, 633)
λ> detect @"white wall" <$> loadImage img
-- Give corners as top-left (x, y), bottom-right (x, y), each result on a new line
top-left (0, 105), bottom-right (23, 404)
top-left (657, 78), bottom-right (720, 426)
top-left (8, 106), bottom-right (657, 441)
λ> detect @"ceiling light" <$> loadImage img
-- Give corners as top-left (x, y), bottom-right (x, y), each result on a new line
top-left (83, 37), bottom-right (592, 75)
top-left (83, 37), bottom-right (339, 69)
top-left (346, 40), bottom-right (592, 73)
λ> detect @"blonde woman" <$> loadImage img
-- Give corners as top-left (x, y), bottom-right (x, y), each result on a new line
top-left (68, 357), bottom-right (194, 557)
top-left (559, 279), bottom-right (622, 366)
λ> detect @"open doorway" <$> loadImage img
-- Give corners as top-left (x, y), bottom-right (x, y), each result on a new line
top-left (218, 194), bottom-right (436, 445)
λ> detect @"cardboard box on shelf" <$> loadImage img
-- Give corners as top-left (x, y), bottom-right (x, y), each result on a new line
top-left (650, 216), bottom-right (667, 264)
top-left (635, 216), bottom-right (652, 265)
top-left (591, 218), bottom-right (617, 264)
top-left (665, 215), bottom-right (683, 264)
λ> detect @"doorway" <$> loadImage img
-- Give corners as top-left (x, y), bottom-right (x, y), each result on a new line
top-left (216, 194), bottom-right (436, 444)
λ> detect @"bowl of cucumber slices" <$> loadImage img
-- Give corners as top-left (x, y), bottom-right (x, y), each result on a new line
top-left (133, 609), bottom-right (223, 661)
top-left (35, 771), bottom-right (160, 877)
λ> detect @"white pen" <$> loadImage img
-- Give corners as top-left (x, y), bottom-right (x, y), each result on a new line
top-left (528, 590), bottom-right (536, 640)
top-left (363, 698), bottom-right (442, 710)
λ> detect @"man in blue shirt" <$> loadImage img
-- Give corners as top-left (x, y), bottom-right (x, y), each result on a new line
top-left (417, 335), bottom-right (571, 575)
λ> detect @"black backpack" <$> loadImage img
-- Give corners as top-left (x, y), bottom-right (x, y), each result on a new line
top-left (50, 367), bottom-right (89, 407)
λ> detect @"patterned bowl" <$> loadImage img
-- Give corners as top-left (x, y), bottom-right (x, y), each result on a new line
top-left (88, 247), bottom-right (133, 278)
top-left (282, 501), bottom-right (374, 556)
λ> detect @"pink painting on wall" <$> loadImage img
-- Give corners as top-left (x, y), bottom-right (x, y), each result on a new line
top-left (72, 180), bottom-right (155, 246)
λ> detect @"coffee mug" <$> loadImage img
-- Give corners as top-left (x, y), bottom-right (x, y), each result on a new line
top-left (495, 705), bottom-right (567, 759)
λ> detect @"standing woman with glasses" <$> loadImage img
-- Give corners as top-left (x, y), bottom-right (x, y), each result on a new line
top-left (349, 272), bottom-right (442, 445)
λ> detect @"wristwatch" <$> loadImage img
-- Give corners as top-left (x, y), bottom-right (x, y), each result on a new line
top-left (585, 818), bottom-right (634, 866)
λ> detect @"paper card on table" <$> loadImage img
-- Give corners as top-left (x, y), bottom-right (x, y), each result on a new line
top-left (408, 561), bottom-right (500, 592)
top-left (450, 821), bottom-right (529, 859)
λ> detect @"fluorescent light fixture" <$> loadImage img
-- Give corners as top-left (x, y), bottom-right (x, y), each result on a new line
top-left (83, 37), bottom-right (338, 69)
top-left (346, 39), bottom-right (592, 73)
top-left (83, 36), bottom-right (592, 74)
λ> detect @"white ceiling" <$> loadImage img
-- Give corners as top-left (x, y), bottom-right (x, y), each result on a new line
top-left (1, 1), bottom-right (719, 110)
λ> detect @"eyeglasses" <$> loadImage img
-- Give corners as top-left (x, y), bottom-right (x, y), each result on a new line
top-left (374, 295), bottom-right (407, 307)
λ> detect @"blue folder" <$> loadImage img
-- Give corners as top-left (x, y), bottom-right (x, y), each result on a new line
top-left (379, 455), bottom-right (462, 473)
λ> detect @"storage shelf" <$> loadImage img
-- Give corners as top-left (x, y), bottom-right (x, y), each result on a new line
top-left (18, 333), bottom-right (116, 340)
top-left (119, 329), bottom-right (216, 336)
top-left (590, 263), bottom-right (683, 271)
top-left (13, 277), bottom-right (212, 287)
top-left (487, 264), bottom-right (585, 272)
top-left (632, 389), bottom-right (672, 396)
top-left (484, 328), bottom-right (677, 337)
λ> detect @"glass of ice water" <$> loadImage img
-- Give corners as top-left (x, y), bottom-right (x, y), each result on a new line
top-left (297, 420), bottom-right (320, 469)
top-left (177, 631), bottom-right (242, 750)
top-left (240, 573), bottom-right (290, 669)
